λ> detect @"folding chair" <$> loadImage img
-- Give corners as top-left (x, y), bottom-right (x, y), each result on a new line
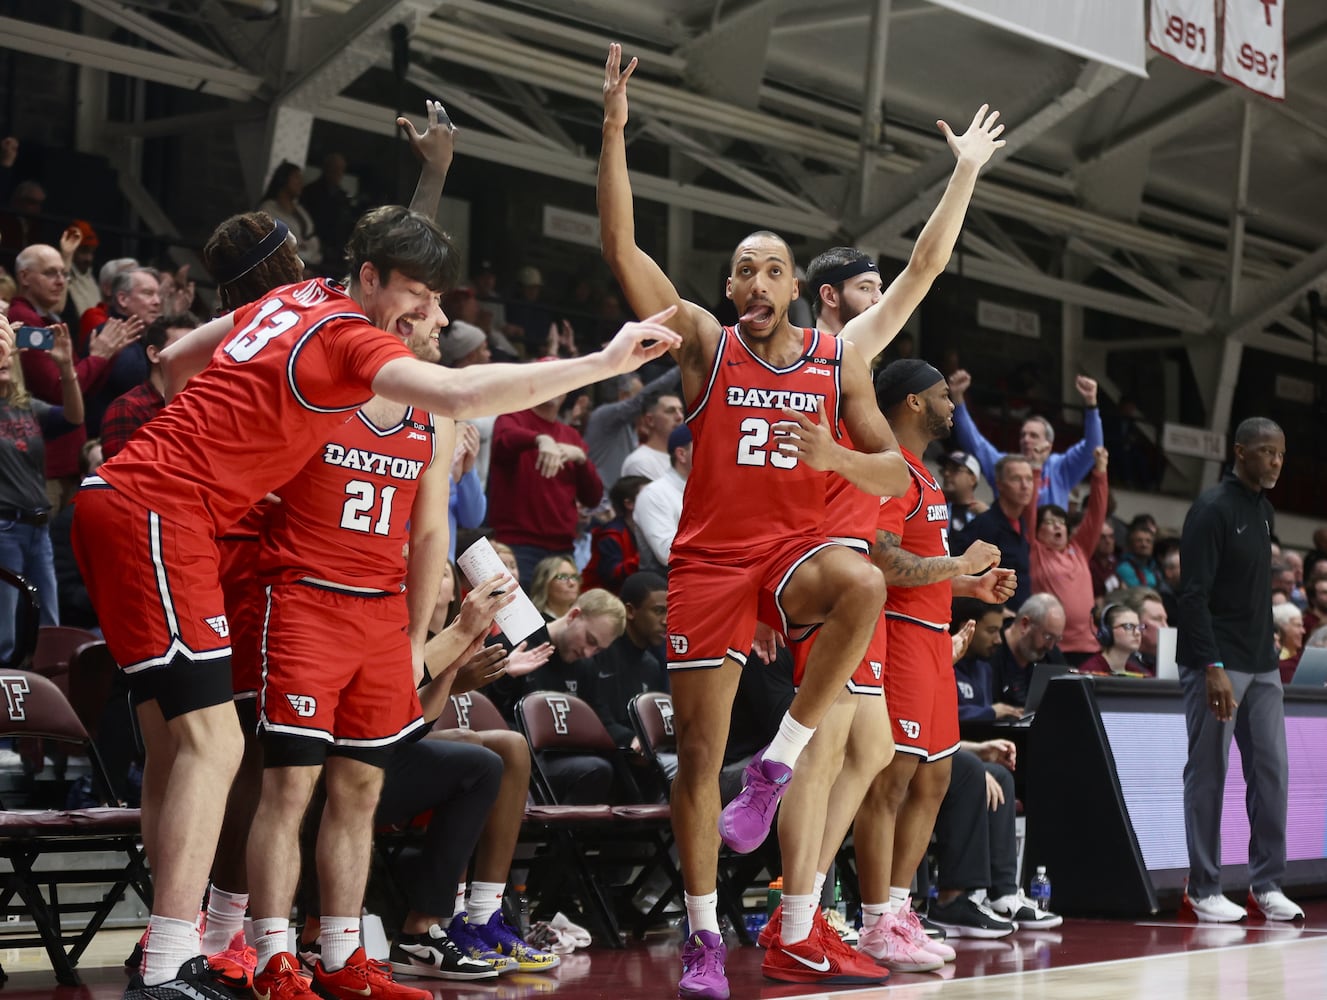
top-left (515, 691), bottom-right (680, 947)
top-left (0, 669), bottom-right (151, 985)
top-left (434, 690), bottom-right (510, 733)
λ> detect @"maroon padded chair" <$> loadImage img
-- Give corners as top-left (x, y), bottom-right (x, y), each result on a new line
top-left (433, 690), bottom-right (510, 734)
top-left (0, 669), bottom-right (150, 985)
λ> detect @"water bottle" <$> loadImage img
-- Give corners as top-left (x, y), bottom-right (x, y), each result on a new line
top-left (928, 861), bottom-right (940, 906)
top-left (766, 877), bottom-right (783, 916)
top-left (1030, 866), bottom-right (1052, 911)
top-left (514, 883), bottom-right (531, 936)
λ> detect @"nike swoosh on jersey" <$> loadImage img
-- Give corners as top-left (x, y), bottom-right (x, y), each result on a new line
top-left (780, 949), bottom-right (831, 972)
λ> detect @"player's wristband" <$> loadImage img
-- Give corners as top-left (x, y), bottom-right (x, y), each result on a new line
top-left (1205, 661), bottom-right (1225, 670)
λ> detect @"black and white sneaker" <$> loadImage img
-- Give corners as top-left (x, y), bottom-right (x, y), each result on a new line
top-left (123, 955), bottom-right (240, 1000)
top-left (389, 924), bottom-right (499, 981)
top-left (296, 938), bottom-right (320, 973)
top-left (988, 891), bottom-right (1063, 929)
top-left (915, 910), bottom-right (948, 941)
top-left (928, 891), bottom-right (1017, 939)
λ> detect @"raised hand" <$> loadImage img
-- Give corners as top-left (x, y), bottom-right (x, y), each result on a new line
top-left (1076, 374), bottom-right (1098, 407)
top-left (451, 642), bottom-right (509, 694)
top-left (59, 225), bottom-right (83, 264)
top-left (939, 104), bottom-right (1006, 170)
top-left (398, 99), bottom-right (457, 173)
top-left (505, 640), bottom-right (554, 678)
top-left (951, 619), bottom-right (976, 664)
top-left (88, 315), bottom-right (144, 359)
top-left (1093, 446), bottom-right (1109, 475)
top-left (974, 567), bottom-right (1018, 604)
top-left (603, 42), bottom-right (639, 129)
top-left (458, 572), bottom-right (517, 637)
top-left (601, 305), bottom-right (682, 374)
top-left (0, 316), bottom-right (13, 368)
top-left (48, 323), bottom-right (75, 371)
top-left (168, 264), bottom-right (196, 313)
top-left (948, 368), bottom-right (972, 405)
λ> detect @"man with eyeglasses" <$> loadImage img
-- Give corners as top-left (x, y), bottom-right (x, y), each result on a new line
top-left (1025, 447), bottom-right (1110, 666)
top-left (990, 593), bottom-right (1066, 708)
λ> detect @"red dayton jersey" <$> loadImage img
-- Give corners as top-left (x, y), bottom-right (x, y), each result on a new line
top-left (825, 423), bottom-right (880, 551)
top-left (672, 326), bottom-right (842, 556)
top-left (877, 446), bottom-right (953, 629)
top-left (97, 279), bottom-right (412, 535)
top-left (261, 407), bottom-right (436, 593)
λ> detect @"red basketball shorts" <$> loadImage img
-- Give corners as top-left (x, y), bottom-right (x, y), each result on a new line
top-left (884, 616), bottom-right (959, 761)
top-left (666, 536), bottom-right (837, 670)
top-left (71, 483), bottom-right (233, 718)
top-left (790, 609), bottom-right (887, 695)
top-left (258, 582), bottom-right (425, 761)
top-left (218, 536), bottom-right (264, 703)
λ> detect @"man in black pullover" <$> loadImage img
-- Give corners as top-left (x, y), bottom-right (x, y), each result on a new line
top-left (1177, 416), bottom-right (1302, 923)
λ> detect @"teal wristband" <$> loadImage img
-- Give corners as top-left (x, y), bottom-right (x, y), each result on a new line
top-left (1205, 661), bottom-right (1225, 670)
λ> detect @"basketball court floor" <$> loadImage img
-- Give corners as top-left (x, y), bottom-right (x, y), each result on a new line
top-left (2, 900), bottom-right (1324, 999)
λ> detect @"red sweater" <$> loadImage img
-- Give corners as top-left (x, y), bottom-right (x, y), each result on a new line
top-left (1027, 468), bottom-right (1109, 654)
top-left (488, 408), bottom-right (602, 551)
top-left (10, 295), bottom-right (109, 480)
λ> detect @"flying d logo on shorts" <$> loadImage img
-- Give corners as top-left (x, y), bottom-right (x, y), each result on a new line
top-left (286, 694), bottom-right (317, 718)
top-left (204, 614), bottom-right (230, 638)
top-left (668, 633), bottom-right (690, 656)
top-left (898, 719), bottom-right (921, 740)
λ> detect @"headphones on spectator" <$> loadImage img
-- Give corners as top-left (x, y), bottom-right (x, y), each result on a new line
top-left (1097, 603), bottom-right (1123, 650)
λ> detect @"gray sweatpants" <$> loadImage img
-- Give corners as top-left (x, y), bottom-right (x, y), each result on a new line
top-left (1180, 667), bottom-right (1288, 897)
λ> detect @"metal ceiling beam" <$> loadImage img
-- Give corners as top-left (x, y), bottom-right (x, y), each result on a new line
top-left (319, 95), bottom-right (841, 237)
top-left (114, 105), bottom-right (268, 139)
top-left (492, 78), bottom-right (578, 151)
top-left (0, 16), bottom-right (263, 101)
top-left (1066, 237), bottom-right (1208, 321)
top-left (1223, 242), bottom-right (1327, 344)
top-left (640, 120), bottom-right (810, 210)
top-left (406, 66), bottom-right (566, 152)
top-left (856, 0), bottom-right (892, 216)
top-left (852, 60), bottom-right (1126, 246)
top-left (72, 0), bottom-right (234, 67)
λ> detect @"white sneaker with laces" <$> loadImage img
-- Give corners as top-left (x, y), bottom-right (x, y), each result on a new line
top-left (1184, 891), bottom-right (1246, 923)
top-left (988, 891), bottom-right (1063, 929)
top-left (1248, 890), bottom-right (1304, 921)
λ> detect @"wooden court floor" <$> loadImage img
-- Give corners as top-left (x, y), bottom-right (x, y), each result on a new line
top-left (1, 899), bottom-right (1324, 999)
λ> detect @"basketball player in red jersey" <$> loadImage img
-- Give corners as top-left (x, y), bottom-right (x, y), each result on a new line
top-left (856, 360), bottom-right (1015, 961)
top-left (243, 315), bottom-right (450, 1000)
top-left (72, 205), bottom-right (679, 1000)
top-left (601, 45), bottom-right (913, 998)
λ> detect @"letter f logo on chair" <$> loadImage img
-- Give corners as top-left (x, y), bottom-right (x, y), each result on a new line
top-left (547, 695), bottom-right (571, 735)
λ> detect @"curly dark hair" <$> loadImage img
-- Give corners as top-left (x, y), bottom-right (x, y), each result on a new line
top-left (344, 205), bottom-right (460, 294)
top-left (202, 211), bottom-right (304, 312)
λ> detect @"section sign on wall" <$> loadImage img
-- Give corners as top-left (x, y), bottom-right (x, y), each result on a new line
top-left (1148, 0), bottom-right (1218, 73)
top-left (1222, 0), bottom-right (1286, 100)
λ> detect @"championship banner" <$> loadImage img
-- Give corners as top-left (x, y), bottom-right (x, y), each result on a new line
top-left (1221, 0), bottom-right (1286, 100)
top-left (1148, 0), bottom-right (1218, 74)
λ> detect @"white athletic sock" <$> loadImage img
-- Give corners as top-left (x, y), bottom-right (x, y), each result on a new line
top-left (763, 712), bottom-right (815, 769)
top-left (812, 872), bottom-right (827, 905)
top-left (781, 893), bottom-right (817, 945)
top-left (442, 882), bottom-right (467, 927)
top-left (319, 915), bottom-right (361, 972)
top-left (468, 881), bottom-right (506, 925)
top-left (252, 917), bottom-right (289, 974)
top-left (200, 886), bottom-right (249, 954)
top-left (888, 886), bottom-right (910, 914)
top-left (861, 902), bottom-right (889, 930)
top-left (141, 914), bottom-right (200, 986)
top-left (684, 891), bottom-right (719, 935)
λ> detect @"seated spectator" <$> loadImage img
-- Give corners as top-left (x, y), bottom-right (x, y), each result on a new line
top-left (0, 317), bottom-right (81, 657)
top-left (951, 597), bottom-right (1021, 723)
top-left (1116, 586), bottom-right (1170, 675)
top-left (1157, 545), bottom-right (1181, 621)
top-left (529, 554), bottom-right (580, 621)
top-left (1089, 519), bottom-right (1120, 599)
top-left (1273, 602), bottom-right (1305, 685)
top-left (1302, 573), bottom-right (1327, 636)
top-left (259, 161), bottom-right (321, 269)
top-left (490, 540), bottom-right (521, 585)
top-left (83, 266), bottom-right (163, 437)
top-left (930, 739), bottom-right (1059, 937)
top-left (947, 369), bottom-right (1102, 507)
top-left (447, 420), bottom-right (485, 561)
top-left (1270, 557), bottom-right (1298, 608)
top-left (1026, 447), bottom-right (1109, 665)
top-left (953, 455), bottom-right (1035, 610)
top-left (633, 424), bottom-right (692, 571)
top-left (583, 366), bottom-right (681, 486)
top-left (1283, 550), bottom-right (1307, 611)
top-left (581, 474), bottom-right (649, 595)
top-left (1075, 603), bottom-right (1153, 677)
top-left (990, 593), bottom-right (1066, 708)
top-left (99, 312), bottom-right (196, 459)
top-left (1116, 515), bottom-right (1161, 589)
top-left (0, 269), bottom-right (15, 314)
top-left (488, 388), bottom-right (602, 586)
top-left (78, 257), bottom-right (138, 349)
top-left (505, 266), bottom-right (556, 358)
top-left (586, 572), bottom-right (669, 751)
top-left (941, 451), bottom-right (987, 535)
top-left (619, 388), bottom-right (685, 481)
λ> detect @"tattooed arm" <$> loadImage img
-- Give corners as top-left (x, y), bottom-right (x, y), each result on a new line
top-left (873, 530), bottom-right (1000, 587)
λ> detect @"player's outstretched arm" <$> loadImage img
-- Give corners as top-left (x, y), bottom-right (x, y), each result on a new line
top-left (373, 307), bottom-right (681, 419)
top-left (402, 100), bottom-right (457, 221)
top-left (843, 105), bottom-right (1004, 361)
top-left (159, 312), bottom-right (235, 400)
top-left (599, 43), bottom-right (714, 357)
top-left (404, 421), bottom-right (455, 682)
